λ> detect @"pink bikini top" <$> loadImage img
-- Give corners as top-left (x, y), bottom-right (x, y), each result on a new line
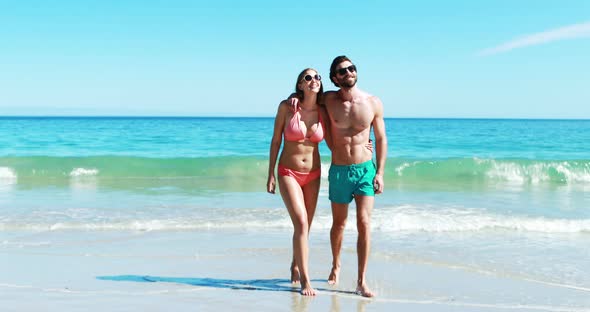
top-left (284, 98), bottom-right (324, 143)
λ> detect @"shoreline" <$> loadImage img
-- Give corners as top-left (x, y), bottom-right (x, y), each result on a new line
top-left (1, 229), bottom-right (589, 311)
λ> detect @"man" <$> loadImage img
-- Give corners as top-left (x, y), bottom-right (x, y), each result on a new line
top-left (323, 55), bottom-right (387, 297)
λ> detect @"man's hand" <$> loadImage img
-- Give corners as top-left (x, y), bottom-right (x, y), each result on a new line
top-left (373, 173), bottom-right (384, 194)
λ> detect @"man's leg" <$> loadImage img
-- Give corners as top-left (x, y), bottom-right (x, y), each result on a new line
top-left (328, 202), bottom-right (348, 285)
top-left (354, 195), bottom-right (375, 297)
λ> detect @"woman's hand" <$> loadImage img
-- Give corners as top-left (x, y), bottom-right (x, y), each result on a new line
top-left (267, 175), bottom-right (276, 194)
top-left (365, 139), bottom-right (374, 153)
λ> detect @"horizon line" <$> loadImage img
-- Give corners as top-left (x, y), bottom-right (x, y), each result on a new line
top-left (1, 115), bottom-right (589, 121)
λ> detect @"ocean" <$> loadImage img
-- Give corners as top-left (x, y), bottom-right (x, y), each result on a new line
top-left (1, 117), bottom-right (589, 308)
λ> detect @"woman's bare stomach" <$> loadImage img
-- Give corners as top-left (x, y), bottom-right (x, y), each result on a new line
top-left (278, 143), bottom-right (321, 172)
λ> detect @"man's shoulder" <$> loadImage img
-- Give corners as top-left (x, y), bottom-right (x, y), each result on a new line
top-left (323, 91), bottom-right (339, 105)
top-left (357, 89), bottom-right (376, 101)
top-left (365, 93), bottom-right (382, 107)
top-left (324, 90), bottom-right (339, 98)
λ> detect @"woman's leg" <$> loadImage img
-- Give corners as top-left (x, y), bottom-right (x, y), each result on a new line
top-left (291, 176), bottom-right (320, 284)
top-left (302, 177), bottom-right (320, 230)
top-left (278, 175), bottom-right (316, 296)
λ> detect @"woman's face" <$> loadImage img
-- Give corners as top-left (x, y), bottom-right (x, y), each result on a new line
top-left (298, 70), bottom-right (322, 94)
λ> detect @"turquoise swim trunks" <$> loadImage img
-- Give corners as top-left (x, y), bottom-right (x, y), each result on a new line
top-left (328, 160), bottom-right (376, 204)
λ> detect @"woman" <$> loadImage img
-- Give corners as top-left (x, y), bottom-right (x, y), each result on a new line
top-left (267, 68), bottom-right (327, 296)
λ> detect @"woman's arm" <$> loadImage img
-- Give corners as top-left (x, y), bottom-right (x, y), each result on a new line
top-left (267, 101), bottom-right (287, 193)
top-left (319, 106), bottom-right (333, 151)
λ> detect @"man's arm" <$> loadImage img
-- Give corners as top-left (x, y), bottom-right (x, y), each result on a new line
top-left (372, 96), bottom-right (387, 194)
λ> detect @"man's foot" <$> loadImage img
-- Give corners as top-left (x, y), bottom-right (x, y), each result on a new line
top-left (290, 263), bottom-right (300, 284)
top-left (300, 282), bottom-right (317, 296)
top-left (327, 267), bottom-right (339, 285)
top-left (355, 284), bottom-right (375, 298)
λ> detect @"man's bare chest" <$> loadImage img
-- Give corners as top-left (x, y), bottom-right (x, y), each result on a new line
top-left (329, 100), bottom-right (373, 129)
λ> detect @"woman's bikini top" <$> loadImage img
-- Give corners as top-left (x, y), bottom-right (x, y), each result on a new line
top-left (284, 98), bottom-right (324, 143)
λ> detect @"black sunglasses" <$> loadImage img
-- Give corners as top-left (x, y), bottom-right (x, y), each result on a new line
top-left (302, 74), bottom-right (321, 82)
top-left (336, 65), bottom-right (356, 76)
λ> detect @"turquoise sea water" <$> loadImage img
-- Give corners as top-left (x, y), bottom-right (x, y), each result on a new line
top-left (1, 117), bottom-right (589, 222)
top-left (1, 117), bottom-right (590, 294)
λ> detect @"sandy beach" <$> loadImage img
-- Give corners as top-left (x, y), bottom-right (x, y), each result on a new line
top-left (1, 228), bottom-right (588, 312)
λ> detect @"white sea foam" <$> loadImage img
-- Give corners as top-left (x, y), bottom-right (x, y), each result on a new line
top-left (0, 167), bottom-right (17, 184)
top-left (1, 240), bottom-right (51, 247)
top-left (372, 205), bottom-right (590, 233)
top-left (391, 158), bottom-right (590, 186)
top-left (69, 168), bottom-right (99, 177)
top-left (555, 162), bottom-right (590, 183)
top-left (1, 205), bottom-right (588, 234)
top-left (320, 162), bottom-right (330, 179)
top-left (486, 160), bottom-right (590, 184)
top-left (395, 162), bottom-right (412, 176)
top-left (486, 162), bottom-right (529, 183)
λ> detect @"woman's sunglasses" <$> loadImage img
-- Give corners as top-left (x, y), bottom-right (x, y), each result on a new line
top-left (336, 65), bottom-right (356, 76)
top-left (302, 74), bottom-right (322, 82)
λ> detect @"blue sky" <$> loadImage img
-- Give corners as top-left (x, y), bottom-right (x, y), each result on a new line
top-left (1, 0), bottom-right (589, 118)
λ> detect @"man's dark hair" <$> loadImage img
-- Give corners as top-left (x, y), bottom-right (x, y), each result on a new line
top-left (329, 55), bottom-right (352, 87)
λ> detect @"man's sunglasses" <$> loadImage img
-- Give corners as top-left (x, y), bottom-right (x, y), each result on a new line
top-left (336, 65), bottom-right (356, 76)
top-left (302, 74), bottom-right (322, 82)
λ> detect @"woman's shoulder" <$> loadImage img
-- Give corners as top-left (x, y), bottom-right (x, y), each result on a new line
top-left (279, 95), bottom-right (301, 111)
top-left (277, 99), bottom-right (291, 111)
top-left (275, 99), bottom-right (295, 117)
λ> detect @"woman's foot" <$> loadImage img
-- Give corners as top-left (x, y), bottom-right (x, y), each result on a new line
top-left (355, 284), bottom-right (375, 297)
top-left (300, 281), bottom-right (317, 296)
top-left (290, 263), bottom-right (300, 284)
top-left (327, 267), bottom-right (340, 285)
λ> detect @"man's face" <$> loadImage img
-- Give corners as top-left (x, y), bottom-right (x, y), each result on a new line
top-left (334, 61), bottom-right (357, 88)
